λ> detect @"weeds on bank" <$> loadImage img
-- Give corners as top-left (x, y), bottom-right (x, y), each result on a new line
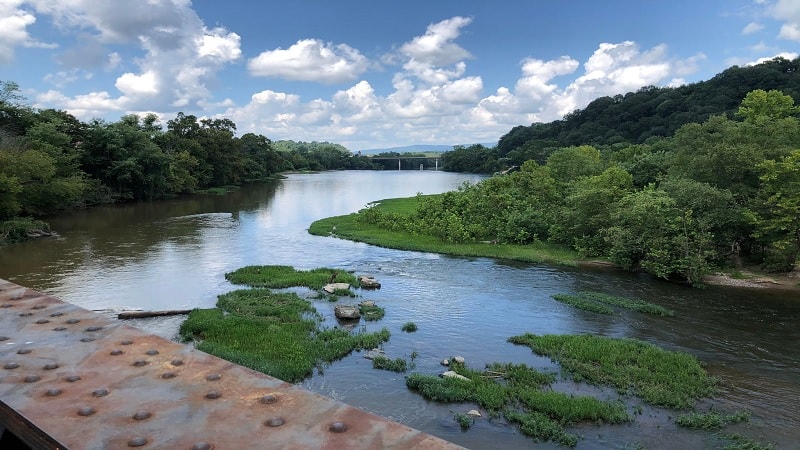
top-left (508, 333), bottom-right (716, 409)
top-left (406, 361), bottom-right (629, 447)
top-left (720, 433), bottom-right (776, 450)
top-left (372, 355), bottom-right (408, 372)
top-left (552, 291), bottom-right (674, 316)
top-left (401, 322), bottom-right (418, 332)
top-left (359, 304), bottom-right (385, 321)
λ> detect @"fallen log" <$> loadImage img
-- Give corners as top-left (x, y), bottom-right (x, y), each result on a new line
top-left (117, 309), bottom-right (193, 320)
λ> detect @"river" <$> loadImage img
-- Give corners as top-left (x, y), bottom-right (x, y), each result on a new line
top-left (0, 171), bottom-right (798, 449)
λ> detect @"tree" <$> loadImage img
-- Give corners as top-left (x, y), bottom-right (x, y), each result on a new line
top-left (753, 150), bottom-right (800, 271)
top-left (736, 89), bottom-right (799, 124)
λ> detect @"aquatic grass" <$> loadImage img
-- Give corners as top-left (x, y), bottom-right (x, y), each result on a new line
top-left (401, 322), bottom-right (418, 332)
top-left (225, 265), bottom-right (358, 289)
top-left (552, 294), bottom-right (613, 314)
top-left (720, 433), bottom-right (776, 450)
top-left (453, 412), bottom-right (473, 430)
top-left (508, 333), bottom-right (717, 409)
top-left (406, 361), bottom-right (630, 447)
top-left (180, 284), bottom-right (390, 383)
top-left (579, 291), bottom-right (674, 316)
top-left (359, 304), bottom-right (385, 321)
top-left (675, 410), bottom-right (750, 430)
top-left (372, 355), bottom-right (408, 372)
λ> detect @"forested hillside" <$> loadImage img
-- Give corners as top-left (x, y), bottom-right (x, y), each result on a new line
top-left (443, 57), bottom-right (800, 171)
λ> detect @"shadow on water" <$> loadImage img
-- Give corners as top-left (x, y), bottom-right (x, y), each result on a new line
top-left (0, 171), bottom-right (798, 449)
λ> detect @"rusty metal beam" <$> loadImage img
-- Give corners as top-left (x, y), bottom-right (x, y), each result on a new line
top-left (0, 279), bottom-right (462, 450)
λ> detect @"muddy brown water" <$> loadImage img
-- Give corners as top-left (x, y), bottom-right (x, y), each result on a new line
top-left (1, 171), bottom-right (798, 449)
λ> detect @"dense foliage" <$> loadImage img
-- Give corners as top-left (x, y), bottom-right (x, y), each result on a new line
top-left (439, 57), bottom-right (800, 171)
top-left (358, 89), bottom-right (800, 281)
top-left (0, 81), bottom-right (381, 244)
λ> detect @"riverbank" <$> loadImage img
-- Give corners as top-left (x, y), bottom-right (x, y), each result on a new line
top-left (309, 196), bottom-right (799, 292)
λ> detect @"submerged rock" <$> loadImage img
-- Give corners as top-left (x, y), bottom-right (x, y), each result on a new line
top-left (359, 300), bottom-right (376, 307)
top-left (363, 348), bottom-right (385, 360)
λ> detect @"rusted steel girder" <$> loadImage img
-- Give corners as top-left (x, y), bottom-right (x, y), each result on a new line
top-left (0, 279), bottom-right (462, 450)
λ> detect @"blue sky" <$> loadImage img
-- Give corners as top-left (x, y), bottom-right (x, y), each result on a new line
top-left (2, 1), bottom-right (798, 150)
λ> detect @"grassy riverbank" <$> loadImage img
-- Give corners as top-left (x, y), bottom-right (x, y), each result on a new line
top-left (308, 196), bottom-right (582, 266)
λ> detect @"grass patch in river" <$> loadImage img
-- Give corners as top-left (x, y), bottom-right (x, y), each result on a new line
top-left (508, 333), bottom-right (716, 409)
top-left (406, 362), bottom-right (629, 447)
top-left (225, 265), bottom-right (358, 289)
top-left (372, 355), bottom-right (408, 372)
top-left (551, 291), bottom-right (674, 316)
top-left (308, 196), bottom-right (582, 267)
top-left (552, 294), bottom-right (613, 314)
top-left (180, 267), bottom-right (389, 383)
top-left (359, 303), bottom-right (385, 321)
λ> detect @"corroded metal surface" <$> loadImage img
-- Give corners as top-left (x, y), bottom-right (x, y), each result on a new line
top-left (0, 279), bottom-right (462, 450)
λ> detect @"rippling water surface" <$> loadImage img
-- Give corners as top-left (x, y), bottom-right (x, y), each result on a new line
top-left (1, 171), bottom-right (798, 449)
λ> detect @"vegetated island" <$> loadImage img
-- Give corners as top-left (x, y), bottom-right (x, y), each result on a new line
top-left (308, 191), bottom-right (799, 291)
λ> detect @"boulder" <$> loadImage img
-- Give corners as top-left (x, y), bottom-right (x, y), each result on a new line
top-left (363, 348), bottom-right (385, 360)
top-left (466, 410), bottom-right (482, 417)
top-left (358, 275), bottom-right (381, 289)
top-left (359, 300), bottom-right (376, 307)
top-left (440, 371), bottom-right (469, 381)
top-left (334, 304), bottom-right (361, 320)
top-left (441, 359), bottom-right (450, 366)
top-left (453, 356), bottom-right (465, 364)
top-left (323, 282), bottom-right (351, 294)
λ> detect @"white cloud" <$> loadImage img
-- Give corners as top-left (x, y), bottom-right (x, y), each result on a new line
top-left (771, 0), bottom-right (800, 41)
top-left (515, 56), bottom-right (579, 101)
top-left (197, 28), bottom-right (241, 63)
top-left (743, 22), bottom-right (764, 34)
top-left (745, 51), bottom-right (800, 66)
top-left (0, 0), bottom-right (56, 63)
top-left (115, 70), bottom-right (158, 96)
top-left (399, 16), bottom-right (472, 66)
top-left (248, 39), bottom-right (368, 84)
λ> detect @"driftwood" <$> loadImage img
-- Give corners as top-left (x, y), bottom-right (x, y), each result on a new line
top-left (117, 309), bottom-right (192, 320)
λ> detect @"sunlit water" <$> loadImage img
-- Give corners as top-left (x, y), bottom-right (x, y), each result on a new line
top-left (1, 171), bottom-right (798, 449)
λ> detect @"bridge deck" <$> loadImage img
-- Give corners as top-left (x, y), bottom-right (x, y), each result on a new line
top-left (0, 279), bottom-right (461, 450)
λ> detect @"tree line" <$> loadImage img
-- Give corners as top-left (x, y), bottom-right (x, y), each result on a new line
top-left (0, 81), bottom-right (379, 243)
top-left (360, 89), bottom-right (800, 282)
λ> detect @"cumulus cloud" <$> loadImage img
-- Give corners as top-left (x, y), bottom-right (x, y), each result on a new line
top-left (248, 39), bottom-right (368, 84)
top-left (0, 0), bottom-right (56, 63)
top-left (399, 16), bottom-right (472, 66)
top-left (743, 22), bottom-right (764, 34)
top-left (770, 0), bottom-right (800, 41)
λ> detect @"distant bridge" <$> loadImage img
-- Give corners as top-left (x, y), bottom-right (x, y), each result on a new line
top-left (366, 156), bottom-right (443, 170)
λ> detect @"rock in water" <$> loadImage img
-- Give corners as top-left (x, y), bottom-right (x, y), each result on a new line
top-left (323, 282), bottom-right (351, 294)
top-left (358, 275), bottom-right (381, 289)
top-left (334, 304), bottom-right (361, 320)
top-left (440, 371), bottom-right (469, 381)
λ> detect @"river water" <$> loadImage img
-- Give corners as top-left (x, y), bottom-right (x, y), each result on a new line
top-left (1, 171), bottom-right (798, 450)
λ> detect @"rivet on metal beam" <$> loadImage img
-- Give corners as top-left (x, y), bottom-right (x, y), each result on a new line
top-left (260, 394), bottom-right (278, 404)
top-left (65, 375), bottom-right (81, 382)
top-left (53, 327), bottom-right (67, 331)
top-left (77, 407), bottom-right (96, 417)
top-left (329, 422), bottom-right (348, 433)
top-left (92, 389), bottom-right (109, 397)
top-left (3, 363), bottom-right (20, 370)
top-left (24, 375), bottom-right (41, 383)
top-left (161, 372), bottom-right (177, 379)
top-left (204, 390), bottom-right (221, 400)
top-left (110, 349), bottom-right (124, 356)
top-left (1, 304), bottom-right (12, 308)
top-left (170, 359), bottom-right (184, 366)
top-left (132, 360), bottom-right (148, 367)
top-left (80, 337), bottom-right (95, 343)
top-left (205, 374), bottom-right (221, 381)
top-left (35, 319), bottom-right (50, 324)
top-left (0, 336), bottom-right (9, 341)
top-left (43, 363), bottom-right (59, 370)
top-left (132, 411), bottom-right (152, 421)
top-left (17, 349), bottom-right (31, 354)
top-left (191, 442), bottom-right (214, 450)
top-left (85, 326), bottom-right (102, 332)
top-left (66, 319), bottom-right (80, 324)
top-left (45, 388), bottom-right (62, 397)
top-left (120, 340), bottom-right (134, 345)
top-left (32, 305), bottom-right (47, 310)
top-left (50, 312), bottom-right (64, 317)
top-left (264, 417), bottom-right (285, 427)
top-left (127, 437), bottom-right (148, 447)
top-left (19, 312), bottom-right (33, 317)
top-left (145, 349), bottom-right (159, 356)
